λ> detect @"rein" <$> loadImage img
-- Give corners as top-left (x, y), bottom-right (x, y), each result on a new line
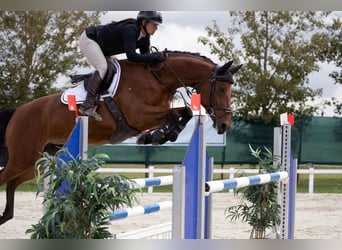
top-left (149, 60), bottom-right (233, 121)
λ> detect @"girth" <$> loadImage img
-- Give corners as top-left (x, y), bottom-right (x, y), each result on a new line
top-left (103, 96), bottom-right (140, 144)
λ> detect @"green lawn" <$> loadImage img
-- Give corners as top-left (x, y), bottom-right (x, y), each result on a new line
top-left (296, 174), bottom-right (342, 193)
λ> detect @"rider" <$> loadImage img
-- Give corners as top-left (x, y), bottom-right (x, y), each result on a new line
top-left (78, 11), bottom-right (166, 121)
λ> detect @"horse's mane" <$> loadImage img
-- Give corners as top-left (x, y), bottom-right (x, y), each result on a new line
top-left (164, 50), bottom-right (215, 64)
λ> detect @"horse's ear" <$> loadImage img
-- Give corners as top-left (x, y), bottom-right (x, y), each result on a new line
top-left (230, 64), bottom-right (243, 75)
top-left (217, 61), bottom-right (233, 75)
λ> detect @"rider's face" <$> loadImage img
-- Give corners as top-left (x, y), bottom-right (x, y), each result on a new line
top-left (145, 21), bottom-right (158, 36)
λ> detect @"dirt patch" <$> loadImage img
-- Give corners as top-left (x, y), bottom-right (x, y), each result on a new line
top-left (0, 192), bottom-right (341, 239)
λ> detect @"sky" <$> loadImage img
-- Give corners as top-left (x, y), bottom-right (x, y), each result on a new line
top-left (100, 11), bottom-right (342, 117)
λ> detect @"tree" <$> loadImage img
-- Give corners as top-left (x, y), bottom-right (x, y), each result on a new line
top-left (199, 11), bottom-right (333, 123)
top-left (0, 11), bottom-right (102, 110)
top-left (323, 15), bottom-right (342, 85)
top-left (313, 14), bottom-right (342, 115)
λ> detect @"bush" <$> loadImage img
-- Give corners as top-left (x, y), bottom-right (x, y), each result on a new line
top-left (225, 145), bottom-right (281, 239)
top-left (26, 149), bottom-right (138, 239)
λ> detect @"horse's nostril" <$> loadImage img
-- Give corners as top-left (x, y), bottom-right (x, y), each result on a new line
top-left (221, 123), bottom-right (231, 132)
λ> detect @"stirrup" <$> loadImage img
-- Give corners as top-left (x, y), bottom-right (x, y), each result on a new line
top-left (79, 106), bottom-right (102, 121)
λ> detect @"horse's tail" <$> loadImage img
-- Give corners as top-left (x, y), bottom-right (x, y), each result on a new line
top-left (0, 108), bottom-right (16, 167)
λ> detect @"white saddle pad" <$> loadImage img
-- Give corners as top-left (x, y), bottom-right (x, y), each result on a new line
top-left (61, 60), bottom-right (121, 104)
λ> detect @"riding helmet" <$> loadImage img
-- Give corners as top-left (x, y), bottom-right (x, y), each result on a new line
top-left (137, 11), bottom-right (163, 25)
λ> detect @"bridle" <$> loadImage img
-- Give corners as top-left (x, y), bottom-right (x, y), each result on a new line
top-left (194, 65), bottom-right (234, 122)
top-left (149, 60), bottom-right (234, 122)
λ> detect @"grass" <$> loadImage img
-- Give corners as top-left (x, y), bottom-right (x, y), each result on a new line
top-left (296, 174), bottom-right (342, 193)
top-left (1, 164), bottom-right (342, 193)
top-left (0, 179), bottom-right (39, 192)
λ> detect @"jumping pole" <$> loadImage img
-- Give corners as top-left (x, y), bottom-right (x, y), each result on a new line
top-left (276, 114), bottom-right (297, 239)
top-left (182, 115), bottom-right (207, 239)
top-left (280, 123), bottom-right (296, 239)
top-left (56, 116), bottom-right (88, 193)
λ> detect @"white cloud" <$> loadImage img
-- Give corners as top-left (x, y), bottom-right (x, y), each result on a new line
top-left (308, 62), bottom-right (339, 98)
top-left (307, 62), bottom-right (341, 117)
top-left (306, 84), bottom-right (342, 117)
top-left (152, 23), bottom-right (220, 63)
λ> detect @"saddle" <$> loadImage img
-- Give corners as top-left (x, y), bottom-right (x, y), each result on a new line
top-left (68, 60), bottom-right (140, 144)
top-left (69, 59), bottom-right (117, 93)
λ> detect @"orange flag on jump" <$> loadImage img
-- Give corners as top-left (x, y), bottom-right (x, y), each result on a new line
top-left (287, 114), bottom-right (295, 125)
top-left (67, 95), bottom-right (78, 118)
top-left (191, 94), bottom-right (201, 115)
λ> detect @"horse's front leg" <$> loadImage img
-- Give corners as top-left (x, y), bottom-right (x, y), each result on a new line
top-left (150, 108), bottom-right (183, 145)
top-left (136, 109), bottom-right (180, 145)
top-left (164, 106), bottom-right (193, 142)
top-left (137, 107), bottom-right (193, 145)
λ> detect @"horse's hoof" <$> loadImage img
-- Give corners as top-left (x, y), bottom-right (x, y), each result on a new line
top-left (166, 129), bottom-right (180, 142)
top-left (136, 132), bottom-right (152, 145)
top-left (151, 130), bottom-right (165, 144)
top-left (155, 136), bottom-right (168, 145)
top-left (0, 213), bottom-right (13, 225)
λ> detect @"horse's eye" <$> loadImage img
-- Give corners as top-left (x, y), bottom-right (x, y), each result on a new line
top-left (218, 86), bottom-right (225, 94)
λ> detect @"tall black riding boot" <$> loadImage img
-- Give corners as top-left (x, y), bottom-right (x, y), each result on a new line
top-left (79, 71), bottom-right (103, 121)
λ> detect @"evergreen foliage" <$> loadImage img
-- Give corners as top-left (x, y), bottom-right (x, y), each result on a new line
top-left (225, 145), bottom-right (281, 239)
top-left (26, 150), bottom-right (138, 239)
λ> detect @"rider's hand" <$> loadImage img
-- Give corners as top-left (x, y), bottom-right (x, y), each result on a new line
top-left (149, 52), bottom-right (166, 63)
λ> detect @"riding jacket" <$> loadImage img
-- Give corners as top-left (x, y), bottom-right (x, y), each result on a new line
top-left (85, 19), bottom-right (158, 63)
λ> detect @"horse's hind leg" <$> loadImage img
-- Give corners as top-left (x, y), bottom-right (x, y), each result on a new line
top-left (0, 166), bottom-right (35, 225)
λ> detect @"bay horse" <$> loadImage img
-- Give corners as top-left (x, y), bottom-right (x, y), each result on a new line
top-left (0, 50), bottom-right (241, 225)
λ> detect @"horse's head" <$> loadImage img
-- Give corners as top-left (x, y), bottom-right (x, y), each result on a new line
top-left (195, 60), bottom-right (242, 134)
top-left (153, 51), bottom-right (241, 134)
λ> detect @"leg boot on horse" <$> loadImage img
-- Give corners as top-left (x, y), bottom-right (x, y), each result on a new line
top-left (79, 70), bottom-right (103, 121)
top-left (136, 109), bottom-right (180, 145)
top-left (150, 109), bottom-right (180, 145)
top-left (166, 106), bottom-right (193, 142)
top-left (136, 107), bottom-right (192, 145)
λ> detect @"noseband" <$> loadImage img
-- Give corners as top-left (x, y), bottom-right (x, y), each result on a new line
top-left (150, 61), bottom-right (233, 121)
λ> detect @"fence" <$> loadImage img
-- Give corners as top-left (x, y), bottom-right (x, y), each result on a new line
top-left (88, 116), bottom-right (342, 166)
top-left (95, 166), bottom-right (342, 194)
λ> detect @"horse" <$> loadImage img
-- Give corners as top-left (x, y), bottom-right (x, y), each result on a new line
top-left (0, 50), bottom-right (242, 225)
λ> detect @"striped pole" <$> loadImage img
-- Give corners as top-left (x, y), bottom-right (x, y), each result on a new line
top-left (129, 175), bottom-right (173, 189)
top-left (205, 171), bottom-right (289, 194)
top-left (109, 201), bottom-right (172, 221)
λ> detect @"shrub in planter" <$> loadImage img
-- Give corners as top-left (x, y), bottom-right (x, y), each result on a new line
top-left (26, 149), bottom-right (138, 239)
top-left (225, 145), bottom-right (281, 239)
